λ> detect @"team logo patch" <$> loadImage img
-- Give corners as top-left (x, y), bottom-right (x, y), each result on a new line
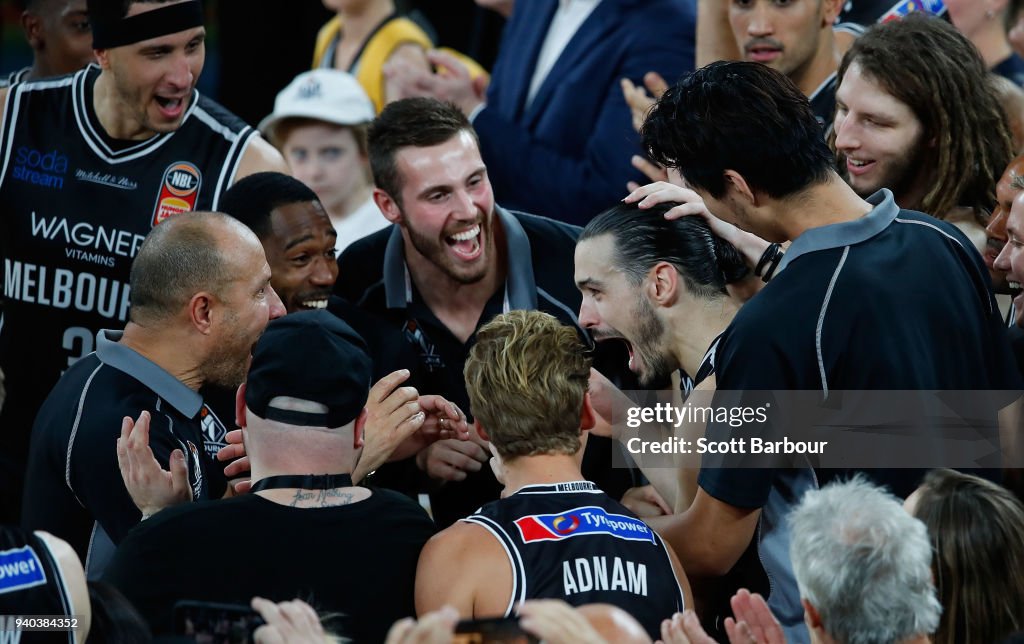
top-left (0, 546), bottom-right (48, 595)
top-left (200, 405), bottom-right (228, 459)
top-left (514, 506), bottom-right (656, 544)
top-left (152, 162), bottom-right (202, 227)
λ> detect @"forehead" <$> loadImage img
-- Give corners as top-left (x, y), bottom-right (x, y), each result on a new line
top-left (269, 201), bottom-right (333, 239)
top-left (394, 131), bottom-right (483, 190)
top-left (574, 235), bottom-right (622, 280)
top-left (1009, 193), bottom-right (1024, 234)
top-left (281, 123), bottom-right (356, 147)
top-left (837, 62), bottom-right (917, 121)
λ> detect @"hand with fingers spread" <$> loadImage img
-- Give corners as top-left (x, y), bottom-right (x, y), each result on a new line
top-left (621, 71), bottom-right (669, 133)
top-left (656, 610), bottom-right (717, 644)
top-left (383, 606), bottom-right (459, 644)
top-left (116, 410), bottom-right (192, 518)
top-left (417, 394), bottom-right (470, 442)
top-left (383, 49), bottom-right (486, 116)
top-left (217, 429), bottom-right (251, 495)
top-left (416, 431), bottom-right (490, 482)
top-left (624, 181), bottom-right (771, 269)
top-left (251, 597), bottom-right (334, 644)
top-left (354, 369), bottom-right (430, 482)
top-left (725, 589), bottom-right (785, 644)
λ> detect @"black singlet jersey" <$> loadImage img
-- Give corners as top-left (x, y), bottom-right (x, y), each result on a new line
top-left (463, 481), bottom-right (685, 639)
top-left (0, 526), bottom-right (77, 644)
top-left (0, 64), bottom-right (255, 478)
top-left (0, 68), bottom-right (30, 89)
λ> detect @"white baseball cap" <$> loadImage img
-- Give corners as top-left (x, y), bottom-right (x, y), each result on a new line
top-left (258, 69), bottom-right (375, 142)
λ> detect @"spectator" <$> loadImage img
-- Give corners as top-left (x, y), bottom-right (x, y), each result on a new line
top-left (947, 0), bottom-right (1024, 86)
top-left (0, 0), bottom-right (289, 525)
top-left (387, 0), bottom-right (696, 223)
top-left (907, 469), bottom-right (1024, 644)
top-left (259, 70), bottom-right (390, 252)
top-left (104, 310), bottom-right (442, 642)
top-left (21, 213), bottom-right (286, 575)
top-left (789, 478), bottom-right (941, 644)
top-left (5, 0), bottom-right (94, 85)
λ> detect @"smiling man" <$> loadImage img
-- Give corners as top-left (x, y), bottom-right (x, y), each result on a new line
top-left (0, 0), bottom-right (289, 523)
top-left (334, 97), bottom-right (633, 527)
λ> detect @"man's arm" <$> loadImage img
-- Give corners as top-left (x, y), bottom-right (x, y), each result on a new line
top-left (415, 521), bottom-right (512, 618)
top-left (697, 0), bottom-right (740, 66)
top-left (646, 486), bottom-right (761, 578)
top-left (232, 135), bottom-right (290, 182)
top-left (0, 87), bottom-right (8, 132)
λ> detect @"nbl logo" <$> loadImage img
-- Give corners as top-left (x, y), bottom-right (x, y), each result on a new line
top-left (152, 162), bottom-right (202, 227)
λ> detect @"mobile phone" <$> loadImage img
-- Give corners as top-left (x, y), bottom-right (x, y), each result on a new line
top-left (173, 600), bottom-right (266, 644)
top-left (453, 616), bottom-right (540, 644)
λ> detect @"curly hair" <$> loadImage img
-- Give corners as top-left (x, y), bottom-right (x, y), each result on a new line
top-left (833, 13), bottom-right (1012, 220)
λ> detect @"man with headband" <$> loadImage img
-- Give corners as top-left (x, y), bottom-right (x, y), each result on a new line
top-left (0, 0), bottom-right (289, 523)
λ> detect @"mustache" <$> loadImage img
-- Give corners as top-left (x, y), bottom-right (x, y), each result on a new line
top-left (744, 37), bottom-right (785, 54)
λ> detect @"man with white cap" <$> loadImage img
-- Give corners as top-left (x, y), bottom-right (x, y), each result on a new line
top-left (261, 69), bottom-right (389, 252)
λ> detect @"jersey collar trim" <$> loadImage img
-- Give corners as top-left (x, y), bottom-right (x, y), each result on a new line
top-left (511, 481), bottom-right (600, 495)
top-left (96, 330), bottom-right (204, 418)
top-left (382, 205), bottom-right (538, 311)
top-left (73, 64), bottom-right (199, 164)
top-left (778, 188), bottom-right (898, 273)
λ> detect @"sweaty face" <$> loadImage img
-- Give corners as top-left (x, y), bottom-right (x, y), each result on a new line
top-left (575, 236), bottom-right (676, 387)
top-left (994, 192), bottom-right (1024, 326)
top-left (205, 235), bottom-right (286, 388)
top-left (392, 131), bottom-right (496, 285)
top-left (100, 2), bottom-right (205, 138)
top-left (281, 124), bottom-right (371, 216)
top-left (262, 201), bottom-right (338, 313)
top-left (730, 0), bottom-right (825, 85)
top-left (834, 63), bottom-right (927, 205)
top-left (36, 0), bottom-right (94, 75)
top-left (986, 157), bottom-right (1024, 292)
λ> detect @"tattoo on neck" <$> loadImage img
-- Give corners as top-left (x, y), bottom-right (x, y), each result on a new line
top-left (289, 488), bottom-right (356, 508)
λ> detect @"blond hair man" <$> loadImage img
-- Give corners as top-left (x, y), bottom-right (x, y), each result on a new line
top-left (415, 310), bottom-right (692, 640)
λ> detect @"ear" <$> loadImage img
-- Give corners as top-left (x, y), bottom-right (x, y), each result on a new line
top-left (188, 292), bottom-right (215, 334)
top-left (20, 12), bottom-right (43, 51)
top-left (373, 188), bottom-right (403, 225)
top-left (235, 383), bottom-right (248, 429)
top-left (353, 407), bottom-right (368, 449)
top-left (803, 599), bottom-right (823, 629)
top-left (648, 261), bottom-right (681, 307)
top-left (822, 0), bottom-right (844, 26)
top-left (723, 170), bottom-right (758, 206)
top-left (474, 418), bottom-right (490, 442)
top-left (94, 48), bottom-right (112, 71)
top-left (580, 392), bottom-right (597, 433)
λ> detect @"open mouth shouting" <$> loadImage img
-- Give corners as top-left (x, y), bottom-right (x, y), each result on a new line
top-left (154, 94), bottom-right (188, 120)
top-left (445, 224), bottom-right (483, 261)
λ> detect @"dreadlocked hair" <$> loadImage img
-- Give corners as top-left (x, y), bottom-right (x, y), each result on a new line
top-left (833, 13), bottom-right (1011, 221)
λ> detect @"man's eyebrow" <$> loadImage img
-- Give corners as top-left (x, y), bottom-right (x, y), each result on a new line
top-left (284, 234), bottom-right (315, 251)
top-left (576, 277), bottom-right (604, 289)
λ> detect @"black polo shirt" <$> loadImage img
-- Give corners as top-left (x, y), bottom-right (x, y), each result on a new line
top-left (697, 189), bottom-right (1020, 642)
top-left (21, 331), bottom-right (219, 578)
top-left (333, 207), bottom-right (634, 527)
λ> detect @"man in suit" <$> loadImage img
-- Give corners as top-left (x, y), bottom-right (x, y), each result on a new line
top-left (386, 0), bottom-right (695, 225)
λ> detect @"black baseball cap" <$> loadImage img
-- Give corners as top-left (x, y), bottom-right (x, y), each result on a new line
top-left (245, 310), bottom-right (372, 428)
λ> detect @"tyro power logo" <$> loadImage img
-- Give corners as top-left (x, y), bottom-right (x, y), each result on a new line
top-left (11, 146), bottom-right (68, 190)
